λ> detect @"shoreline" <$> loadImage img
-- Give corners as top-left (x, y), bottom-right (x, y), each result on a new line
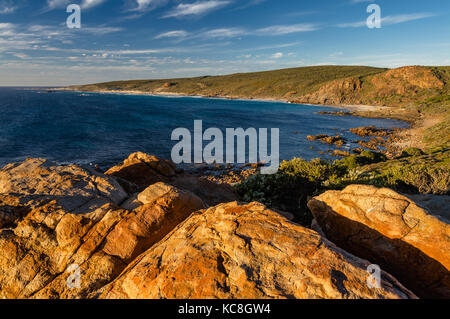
top-left (58, 87), bottom-right (410, 118)
top-left (58, 87), bottom-right (418, 151)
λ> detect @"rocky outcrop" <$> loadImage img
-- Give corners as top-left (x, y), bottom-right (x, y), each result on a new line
top-left (308, 185), bottom-right (450, 299)
top-left (0, 155), bottom-right (431, 300)
top-left (101, 183), bottom-right (204, 264)
top-left (307, 135), bottom-right (346, 147)
top-left (350, 126), bottom-right (391, 137)
top-left (98, 202), bottom-right (416, 299)
top-left (298, 77), bottom-right (364, 105)
top-left (0, 158), bottom-right (204, 299)
top-left (106, 152), bottom-right (237, 206)
top-left (0, 158), bottom-right (128, 215)
top-left (294, 66), bottom-right (445, 107)
top-left (105, 152), bottom-right (176, 192)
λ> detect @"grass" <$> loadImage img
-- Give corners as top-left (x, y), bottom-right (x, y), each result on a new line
top-left (71, 65), bottom-right (387, 100)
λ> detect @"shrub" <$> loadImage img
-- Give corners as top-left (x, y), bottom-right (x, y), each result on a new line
top-left (401, 147), bottom-right (425, 157)
top-left (236, 149), bottom-right (449, 229)
top-left (279, 158), bottom-right (336, 183)
top-left (379, 165), bottom-right (450, 195)
top-left (337, 151), bottom-right (387, 170)
top-left (360, 150), bottom-right (387, 162)
top-left (235, 172), bottom-right (316, 226)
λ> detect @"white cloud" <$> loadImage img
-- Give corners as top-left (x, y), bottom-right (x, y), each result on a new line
top-left (13, 53), bottom-right (28, 59)
top-left (45, 0), bottom-right (108, 10)
top-left (329, 51), bottom-right (344, 57)
top-left (234, 0), bottom-right (266, 10)
top-left (81, 0), bottom-right (108, 9)
top-left (155, 23), bottom-right (316, 43)
top-left (338, 13), bottom-right (437, 28)
top-left (350, 0), bottom-right (374, 3)
top-left (271, 52), bottom-right (283, 59)
top-left (155, 30), bottom-right (189, 39)
top-left (163, 0), bottom-right (231, 18)
top-left (0, 0), bottom-right (16, 14)
top-left (256, 24), bottom-right (318, 35)
top-left (202, 28), bottom-right (246, 38)
top-left (27, 24), bottom-right (122, 36)
top-left (0, 22), bottom-right (14, 29)
top-left (381, 13), bottom-right (437, 25)
top-left (131, 0), bottom-right (168, 12)
top-left (81, 26), bottom-right (123, 35)
top-left (46, 0), bottom-right (70, 10)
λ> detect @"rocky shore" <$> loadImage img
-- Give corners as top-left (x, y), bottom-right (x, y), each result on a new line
top-left (0, 151), bottom-right (448, 299)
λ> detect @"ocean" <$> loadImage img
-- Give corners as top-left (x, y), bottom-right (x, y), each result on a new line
top-left (0, 87), bottom-right (408, 169)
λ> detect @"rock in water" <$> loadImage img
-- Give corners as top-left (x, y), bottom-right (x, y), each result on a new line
top-left (98, 202), bottom-right (416, 299)
top-left (308, 185), bottom-right (450, 299)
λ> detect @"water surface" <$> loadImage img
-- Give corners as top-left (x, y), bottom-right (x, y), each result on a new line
top-left (0, 88), bottom-right (408, 169)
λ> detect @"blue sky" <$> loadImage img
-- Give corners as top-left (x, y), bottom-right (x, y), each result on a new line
top-left (0, 0), bottom-right (449, 86)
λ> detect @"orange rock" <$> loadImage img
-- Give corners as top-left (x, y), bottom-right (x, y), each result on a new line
top-left (171, 174), bottom-right (237, 206)
top-left (99, 202), bottom-right (416, 299)
top-left (106, 152), bottom-right (237, 206)
top-left (0, 158), bottom-right (128, 213)
top-left (103, 183), bottom-right (204, 262)
top-left (106, 152), bottom-right (176, 191)
top-left (308, 185), bottom-right (450, 299)
top-left (0, 157), bottom-right (204, 299)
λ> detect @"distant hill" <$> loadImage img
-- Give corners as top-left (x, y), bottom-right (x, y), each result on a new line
top-left (70, 65), bottom-right (449, 107)
top-left (69, 65), bottom-right (449, 147)
top-left (69, 65), bottom-right (385, 100)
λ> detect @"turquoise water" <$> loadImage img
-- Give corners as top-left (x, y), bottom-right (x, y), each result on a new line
top-left (0, 87), bottom-right (408, 169)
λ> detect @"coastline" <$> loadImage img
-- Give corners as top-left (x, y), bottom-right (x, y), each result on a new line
top-left (58, 87), bottom-right (419, 153)
top-left (58, 86), bottom-right (410, 118)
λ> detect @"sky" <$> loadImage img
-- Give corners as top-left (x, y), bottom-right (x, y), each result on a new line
top-left (0, 0), bottom-right (449, 86)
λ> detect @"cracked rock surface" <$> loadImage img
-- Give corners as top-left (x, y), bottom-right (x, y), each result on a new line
top-left (0, 158), bottom-right (204, 299)
top-left (308, 185), bottom-right (450, 299)
top-left (0, 155), bottom-right (429, 299)
top-left (98, 201), bottom-right (416, 299)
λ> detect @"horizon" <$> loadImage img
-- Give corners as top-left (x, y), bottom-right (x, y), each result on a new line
top-left (0, 63), bottom-right (449, 88)
top-left (0, 0), bottom-right (449, 86)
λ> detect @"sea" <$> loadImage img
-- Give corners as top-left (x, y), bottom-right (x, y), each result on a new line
top-left (0, 87), bottom-right (409, 169)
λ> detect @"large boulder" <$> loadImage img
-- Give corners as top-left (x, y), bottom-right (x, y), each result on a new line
top-left (0, 159), bottom-right (204, 299)
top-left (308, 185), bottom-right (450, 299)
top-left (105, 152), bottom-right (176, 192)
top-left (0, 158), bottom-right (128, 215)
top-left (106, 152), bottom-right (237, 206)
top-left (102, 183), bottom-right (205, 263)
top-left (98, 202), bottom-right (416, 299)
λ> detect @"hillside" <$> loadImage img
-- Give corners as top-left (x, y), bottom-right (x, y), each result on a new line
top-left (70, 65), bottom-right (449, 106)
top-left (70, 65), bottom-right (386, 100)
top-left (69, 65), bottom-right (450, 148)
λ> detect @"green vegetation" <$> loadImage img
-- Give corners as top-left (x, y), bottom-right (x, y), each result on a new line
top-left (236, 149), bottom-right (449, 226)
top-left (235, 173), bottom-right (317, 226)
top-left (401, 147), bottom-right (425, 157)
top-left (348, 148), bottom-right (450, 195)
top-left (71, 65), bottom-right (386, 100)
top-left (424, 118), bottom-right (450, 148)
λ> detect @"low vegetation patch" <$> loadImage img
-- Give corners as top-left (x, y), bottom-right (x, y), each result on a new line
top-left (236, 148), bottom-right (449, 226)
